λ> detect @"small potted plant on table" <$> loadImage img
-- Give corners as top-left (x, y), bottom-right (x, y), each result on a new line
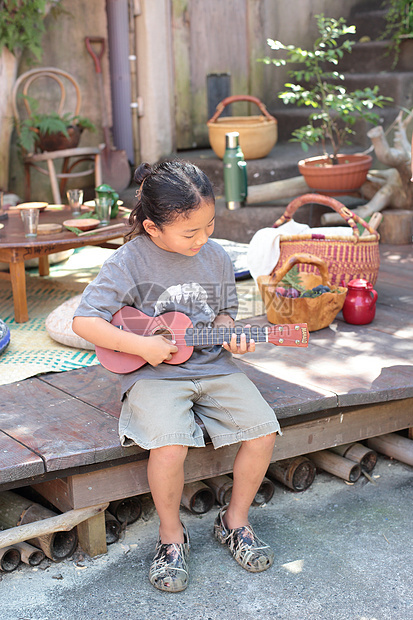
top-left (260, 14), bottom-right (393, 195)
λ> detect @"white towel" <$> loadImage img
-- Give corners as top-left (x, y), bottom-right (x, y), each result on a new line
top-left (247, 220), bottom-right (310, 282)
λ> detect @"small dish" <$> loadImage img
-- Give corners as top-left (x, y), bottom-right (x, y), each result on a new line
top-left (11, 202), bottom-right (48, 211)
top-left (63, 218), bottom-right (99, 232)
top-left (37, 223), bottom-right (63, 235)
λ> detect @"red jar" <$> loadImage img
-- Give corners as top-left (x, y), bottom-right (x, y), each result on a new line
top-left (342, 279), bottom-right (378, 325)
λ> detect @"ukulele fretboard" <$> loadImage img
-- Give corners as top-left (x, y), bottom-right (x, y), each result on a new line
top-left (184, 325), bottom-right (298, 347)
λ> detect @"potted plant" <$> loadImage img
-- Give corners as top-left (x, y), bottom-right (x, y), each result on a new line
top-left (16, 95), bottom-right (96, 155)
top-left (260, 14), bottom-right (393, 195)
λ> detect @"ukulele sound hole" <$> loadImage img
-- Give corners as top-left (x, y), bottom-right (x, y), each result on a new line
top-left (152, 327), bottom-right (173, 340)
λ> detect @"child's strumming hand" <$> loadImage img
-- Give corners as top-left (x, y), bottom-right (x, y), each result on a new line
top-left (139, 335), bottom-right (179, 367)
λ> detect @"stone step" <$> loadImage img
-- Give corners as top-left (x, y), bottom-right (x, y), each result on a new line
top-left (161, 141), bottom-right (375, 197)
top-left (175, 143), bottom-right (309, 196)
top-left (335, 40), bottom-right (401, 73)
top-left (348, 5), bottom-right (389, 40)
top-left (119, 143), bottom-right (324, 203)
top-left (342, 71), bottom-right (413, 108)
top-left (270, 107), bottom-right (398, 148)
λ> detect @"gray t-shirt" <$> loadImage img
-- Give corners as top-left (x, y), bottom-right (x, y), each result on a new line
top-left (74, 235), bottom-right (242, 394)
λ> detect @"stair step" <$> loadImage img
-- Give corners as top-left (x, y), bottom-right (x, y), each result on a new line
top-left (342, 71), bottom-right (413, 107)
top-left (348, 7), bottom-right (389, 40)
top-left (336, 39), bottom-right (413, 73)
top-left (271, 107), bottom-right (398, 147)
top-left (336, 41), bottom-right (395, 73)
top-left (176, 142), bottom-right (328, 195)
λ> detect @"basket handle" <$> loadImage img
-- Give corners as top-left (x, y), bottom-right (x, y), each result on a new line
top-left (208, 95), bottom-right (276, 123)
top-left (272, 193), bottom-right (380, 240)
top-left (269, 253), bottom-right (332, 288)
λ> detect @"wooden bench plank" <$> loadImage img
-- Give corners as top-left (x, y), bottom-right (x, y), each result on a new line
top-left (0, 378), bottom-right (140, 473)
top-left (0, 432), bottom-right (44, 484)
top-left (243, 348), bottom-right (413, 409)
top-left (235, 359), bottom-right (338, 415)
top-left (43, 359), bottom-right (339, 422)
top-left (342, 304), bottom-right (413, 340)
top-left (33, 397), bottom-right (413, 511)
top-left (371, 280), bottom-right (413, 312)
top-left (240, 308), bottom-right (413, 407)
top-left (40, 365), bottom-right (122, 419)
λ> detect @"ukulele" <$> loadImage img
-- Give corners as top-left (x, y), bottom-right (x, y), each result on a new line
top-left (95, 306), bottom-right (309, 374)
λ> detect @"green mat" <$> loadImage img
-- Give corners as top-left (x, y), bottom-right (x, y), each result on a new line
top-left (0, 247), bottom-right (113, 386)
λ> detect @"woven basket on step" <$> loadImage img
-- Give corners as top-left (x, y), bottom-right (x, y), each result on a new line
top-left (207, 95), bottom-right (277, 160)
top-left (272, 194), bottom-right (380, 287)
top-left (257, 253), bottom-right (347, 332)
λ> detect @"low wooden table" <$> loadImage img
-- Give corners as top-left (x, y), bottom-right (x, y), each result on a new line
top-left (0, 207), bottom-right (131, 323)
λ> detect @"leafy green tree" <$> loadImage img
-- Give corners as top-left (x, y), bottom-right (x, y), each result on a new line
top-left (260, 14), bottom-right (393, 164)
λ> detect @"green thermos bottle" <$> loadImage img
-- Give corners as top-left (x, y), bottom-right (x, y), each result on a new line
top-left (223, 132), bottom-right (247, 210)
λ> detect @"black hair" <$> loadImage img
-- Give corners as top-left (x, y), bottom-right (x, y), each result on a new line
top-left (127, 160), bottom-right (215, 239)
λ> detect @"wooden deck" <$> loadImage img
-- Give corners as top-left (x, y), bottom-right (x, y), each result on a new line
top-left (1, 243), bottom-right (412, 556)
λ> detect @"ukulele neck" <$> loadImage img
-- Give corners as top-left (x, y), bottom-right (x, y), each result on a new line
top-left (184, 326), bottom-right (276, 347)
top-left (185, 326), bottom-right (268, 347)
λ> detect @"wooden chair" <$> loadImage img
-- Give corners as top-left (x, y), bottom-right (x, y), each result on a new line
top-left (12, 67), bottom-right (102, 204)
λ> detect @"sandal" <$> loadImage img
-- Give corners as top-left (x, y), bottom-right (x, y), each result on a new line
top-left (214, 506), bottom-right (274, 573)
top-left (149, 523), bottom-right (190, 592)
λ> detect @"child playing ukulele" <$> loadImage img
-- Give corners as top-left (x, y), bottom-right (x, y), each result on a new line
top-left (73, 161), bottom-right (280, 592)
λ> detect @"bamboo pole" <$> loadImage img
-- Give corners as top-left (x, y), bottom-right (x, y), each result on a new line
top-left (0, 546), bottom-right (21, 572)
top-left (204, 475), bottom-right (233, 506)
top-left (330, 443), bottom-right (377, 473)
top-left (13, 542), bottom-right (45, 566)
top-left (204, 474), bottom-right (275, 506)
top-left (0, 502), bottom-right (108, 550)
top-left (109, 496), bottom-right (142, 525)
top-left (180, 481), bottom-right (215, 514)
top-left (308, 451), bottom-right (361, 482)
top-left (253, 476), bottom-right (275, 506)
top-left (105, 511), bottom-right (122, 545)
top-left (367, 433), bottom-right (413, 467)
top-left (267, 456), bottom-right (316, 491)
top-left (18, 501), bottom-right (77, 561)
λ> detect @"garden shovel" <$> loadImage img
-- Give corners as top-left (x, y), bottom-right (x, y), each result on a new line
top-left (85, 36), bottom-right (131, 192)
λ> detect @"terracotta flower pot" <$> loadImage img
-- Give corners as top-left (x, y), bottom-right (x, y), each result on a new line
top-left (298, 153), bottom-right (372, 196)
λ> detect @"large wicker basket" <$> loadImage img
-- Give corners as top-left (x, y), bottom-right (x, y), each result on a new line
top-left (272, 194), bottom-right (380, 286)
top-left (207, 95), bottom-right (277, 160)
top-left (257, 253), bottom-right (347, 332)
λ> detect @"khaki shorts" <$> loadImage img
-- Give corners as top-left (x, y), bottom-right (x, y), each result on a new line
top-left (119, 373), bottom-right (281, 450)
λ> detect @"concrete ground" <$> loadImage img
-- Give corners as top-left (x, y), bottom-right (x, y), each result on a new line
top-left (2, 453), bottom-right (412, 620)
